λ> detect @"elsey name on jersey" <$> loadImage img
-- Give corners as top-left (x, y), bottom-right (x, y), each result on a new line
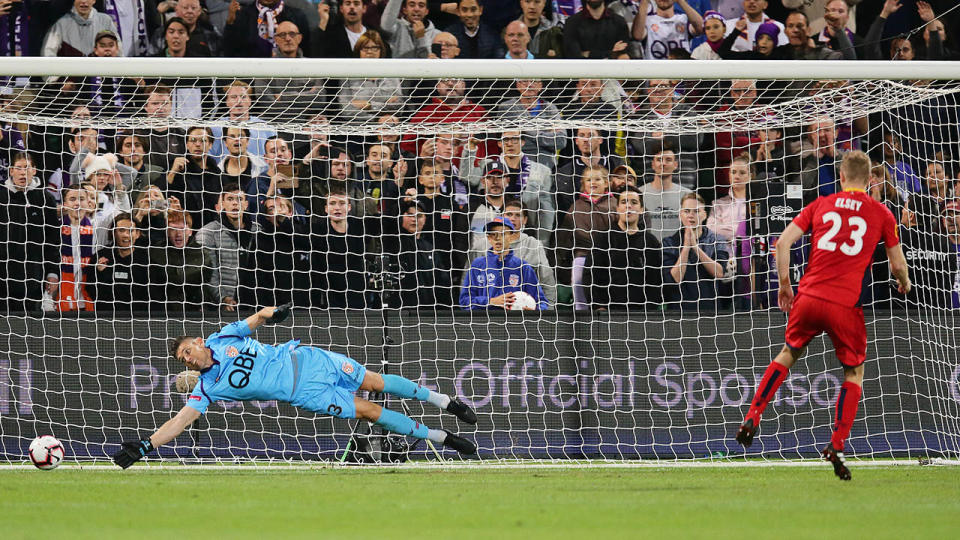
top-left (834, 197), bottom-right (863, 211)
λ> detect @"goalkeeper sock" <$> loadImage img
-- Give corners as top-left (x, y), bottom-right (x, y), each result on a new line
top-left (746, 361), bottom-right (790, 424)
top-left (830, 382), bottom-right (862, 451)
top-left (381, 374), bottom-right (450, 409)
top-left (427, 430), bottom-right (447, 444)
top-left (375, 407), bottom-right (429, 439)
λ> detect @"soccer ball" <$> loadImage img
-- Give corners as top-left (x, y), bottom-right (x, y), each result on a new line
top-left (510, 291), bottom-right (538, 311)
top-left (29, 435), bottom-right (64, 470)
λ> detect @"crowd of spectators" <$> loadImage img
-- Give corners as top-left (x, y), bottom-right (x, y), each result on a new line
top-left (1, 0), bottom-right (959, 313)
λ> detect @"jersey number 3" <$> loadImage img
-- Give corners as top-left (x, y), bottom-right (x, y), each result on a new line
top-left (817, 211), bottom-right (867, 256)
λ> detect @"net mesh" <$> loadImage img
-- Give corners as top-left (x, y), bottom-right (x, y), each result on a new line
top-left (0, 67), bottom-right (958, 464)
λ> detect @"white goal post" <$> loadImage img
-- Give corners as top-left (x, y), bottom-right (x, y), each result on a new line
top-left (0, 58), bottom-right (957, 465)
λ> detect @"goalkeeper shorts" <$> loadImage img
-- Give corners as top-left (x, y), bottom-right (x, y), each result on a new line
top-left (290, 347), bottom-right (367, 419)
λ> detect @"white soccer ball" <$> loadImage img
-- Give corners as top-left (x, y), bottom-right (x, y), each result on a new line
top-left (510, 291), bottom-right (538, 311)
top-left (28, 435), bottom-right (64, 470)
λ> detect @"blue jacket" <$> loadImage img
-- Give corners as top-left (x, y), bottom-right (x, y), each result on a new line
top-left (460, 250), bottom-right (549, 310)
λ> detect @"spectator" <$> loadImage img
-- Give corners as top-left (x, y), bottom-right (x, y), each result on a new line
top-left (314, 0), bottom-right (371, 57)
top-left (638, 144), bottom-right (692, 243)
top-left (337, 30), bottom-right (404, 123)
top-left (865, 0), bottom-right (946, 60)
top-left (467, 157), bottom-right (509, 236)
top-left (195, 182), bottom-right (261, 311)
top-left (462, 131), bottom-right (553, 242)
top-left (402, 77), bottom-right (488, 156)
top-left (811, 0), bottom-right (864, 59)
top-left (557, 127), bottom-right (623, 214)
top-left (136, 85), bottom-right (184, 169)
top-left (610, 164), bottom-right (639, 194)
top-left (46, 127), bottom-right (100, 201)
top-left (380, 0), bottom-right (441, 58)
top-left (691, 10), bottom-right (726, 60)
top-left (868, 163), bottom-right (900, 214)
top-left (297, 145), bottom-right (368, 218)
top-left (782, 0), bottom-right (861, 35)
top-left (154, 16), bottom-right (209, 58)
top-left (517, 0), bottom-right (561, 58)
top-left (149, 209), bottom-right (211, 309)
top-left (150, 0), bottom-right (221, 57)
top-left (79, 153), bottom-right (133, 248)
top-left (497, 79), bottom-right (566, 170)
top-left (940, 200), bottom-right (960, 309)
top-left (881, 131), bottom-right (921, 202)
top-left (798, 115), bottom-right (841, 199)
top-left (446, 0), bottom-right (503, 58)
top-left (224, 0), bottom-right (311, 58)
top-left (98, 0), bottom-right (157, 57)
top-left (310, 188), bottom-right (369, 308)
top-left (562, 0), bottom-right (630, 59)
top-left (503, 20), bottom-right (533, 60)
top-left (556, 165), bottom-right (616, 310)
top-left (924, 160), bottom-right (953, 204)
top-left (252, 195), bottom-right (312, 306)
top-left (477, 0), bottom-right (519, 33)
top-left (429, 31), bottom-right (461, 57)
top-left (628, 81), bottom-right (702, 191)
top-left (360, 142), bottom-right (402, 217)
top-left (713, 79), bottom-right (762, 188)
top-left (217, 127), bottom-right (269, 193)
top-left (562, 78), bottom-right (618, 120)
top-left (132, 184), bottom-right (180, 246)
top-left (417, 132), bottom-right (471, 209)
top-left (166, 126), bottom-right (223, 226)
top-left (706, 154), bottom-right (750, 309)
top-left (386, 199), bottom-right (454, 308)
top-left (406, 158), bottom-right (469, 272)
top-left (719, 18), bottom-right (787, 59)
top-left (631, 0), bottom-right (704, 59)
top-left (722, 0), bottom-right (786, 53)
top-left (587, 188), bottom-right (661, 309)
top-left (248, 136), bottom-right (310, 216)
top-left (42, 0), bottom-right (118, 57)
top-left (463, 198), bottom-right (556, 304)
top-left (117, 133), bottom-right (163, 205)
top-left (777, 10), bottom-right (848, 60)
top-left (662, 192), bottom-right (729, 310)
top-left (0, 152), bottom-right (59, 312)
top-left (255, 21), bottom-right (327, 118)
top-left (85, 212), bottom-right (155, 313)
top-left (209, 81), bottom-right (277, 162)
top-left (55, 183), bottom-right (96, 311)
top-left (70, 30), bottom-right (139, 118)
top-left (460, 216), bottom-right (549, 310)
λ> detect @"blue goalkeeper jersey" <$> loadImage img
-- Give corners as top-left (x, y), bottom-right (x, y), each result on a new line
top-left (185, 320), bottom-right (301, 414)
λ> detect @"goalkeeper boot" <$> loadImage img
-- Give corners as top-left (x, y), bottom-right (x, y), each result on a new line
top-left (446, 398), bottom-right (478, 425)
top-left (822, 443), bottom-right (852, 481)
top-left (442, 430), bottom-right (477, 455)
top-left (735, 418), bottom-right (757, 447)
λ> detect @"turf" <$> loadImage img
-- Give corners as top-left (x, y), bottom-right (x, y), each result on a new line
top-left (2, 465), bottom-right (959, 539)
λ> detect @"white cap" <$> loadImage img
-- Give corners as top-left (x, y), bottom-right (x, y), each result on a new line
top-left (84, 155), bottom-right (113, 179)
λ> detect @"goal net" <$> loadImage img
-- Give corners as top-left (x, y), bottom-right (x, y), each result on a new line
top-left (0, 58), bottom-right (957, 464)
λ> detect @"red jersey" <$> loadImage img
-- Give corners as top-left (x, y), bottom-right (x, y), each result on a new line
top-left (790, 189), bottom-right (899, 307)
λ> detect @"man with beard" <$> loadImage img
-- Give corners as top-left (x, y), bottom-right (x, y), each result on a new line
top-left (252, 195), bottom-right (311, 306)
top-left (165, 126), bottom-right (223, 227)
top-left (149, 210), bottom-right (210, 311)
top-left (561, 0), bottom-right (629, 59)
top-left (311, 188), bottom-right (369, 308)
top-left (401, 78), bottom-right (488, 156)
top-left (0, 152), bottom-right (59, 311)
top-left (196, 182), bottom-right (261, 311)
top-left (85, 212), bottom-right (156, 314)
top-left (314, 0), bottom-right (371, 58)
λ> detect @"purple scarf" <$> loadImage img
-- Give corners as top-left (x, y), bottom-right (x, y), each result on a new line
top-left (60, 214), bottom-right (95, 276)
top-left (0, 0), bottom-right (28, 57)
top-left (102, 0), bottom-right (149, 56)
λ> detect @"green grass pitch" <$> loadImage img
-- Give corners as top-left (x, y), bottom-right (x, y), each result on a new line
top-left (2, 465), bottom-right (959, 539)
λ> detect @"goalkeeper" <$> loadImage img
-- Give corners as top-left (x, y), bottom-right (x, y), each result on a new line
top-left (112, 304), bottom-right (477, 468)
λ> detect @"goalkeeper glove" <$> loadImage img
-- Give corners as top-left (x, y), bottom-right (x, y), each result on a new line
top-left (265, 302), bottom-right (293, 325)
top-left (112, 439), bottom-right (155, 469)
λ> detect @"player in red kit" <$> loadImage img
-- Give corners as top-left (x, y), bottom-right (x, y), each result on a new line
top-left (734, 151), bottom-right (912, 480)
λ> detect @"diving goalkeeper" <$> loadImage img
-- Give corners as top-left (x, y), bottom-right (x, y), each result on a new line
top-left (111, 304), bottom-right (477, 468)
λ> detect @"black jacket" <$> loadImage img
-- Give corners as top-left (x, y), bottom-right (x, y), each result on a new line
top-left (587, 222), bottom-right (661, 308)
top-left (0, 181), bottom-right (59, 311)
top-left (562, 8), bottom-right (629, 59)
top-left (311, 217), bottom-right (369, 308)
top-left (224, 2), bottom-right (311, 57)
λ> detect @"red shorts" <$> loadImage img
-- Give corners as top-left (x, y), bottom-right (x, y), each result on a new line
top-left (784, 293), bottom-right (867, 367)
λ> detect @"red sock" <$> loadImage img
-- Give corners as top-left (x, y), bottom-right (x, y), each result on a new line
top-left (831, 382), bottom-right (862, 451)
top-left (745, 361), bottom-right (790, 424)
